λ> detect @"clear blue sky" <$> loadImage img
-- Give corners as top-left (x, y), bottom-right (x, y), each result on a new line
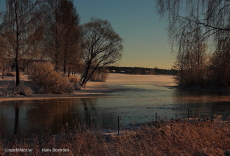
top-left (0, 0), bottom-right (174, 69)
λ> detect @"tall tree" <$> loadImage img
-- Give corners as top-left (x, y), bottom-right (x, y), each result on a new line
top-left (173, 26), bottom-right (208, 87)
top-left (42, 0), bottom-right (81, 73)
top-left (0, 0), bottom-right (43, 86)
top-left (156, 0), bottom-right (230, 39)
top-left (210, 36), bottom-right (230, 87)
top-left (80, 18), bottom-right (123, 86)
top-left (156, 0), bottom-right (230, 87)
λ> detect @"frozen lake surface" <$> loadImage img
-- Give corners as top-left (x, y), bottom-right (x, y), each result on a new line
top-left (1, 74), bottom-right (230, 140)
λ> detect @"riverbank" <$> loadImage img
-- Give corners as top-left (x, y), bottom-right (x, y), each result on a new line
top-left (0, 73), bottom-right (175, 102)
top-left (1, 119), bottom-right (229, 155)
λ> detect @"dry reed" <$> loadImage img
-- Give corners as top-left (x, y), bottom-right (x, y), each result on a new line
top-left (1, 119), bottom-right (230, 156)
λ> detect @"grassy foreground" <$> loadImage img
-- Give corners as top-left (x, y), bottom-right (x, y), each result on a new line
top-left (1, 120), bottom-right (230, 156)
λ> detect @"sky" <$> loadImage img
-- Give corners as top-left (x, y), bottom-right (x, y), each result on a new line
top-left (0, 0), bottom-right (175, 69)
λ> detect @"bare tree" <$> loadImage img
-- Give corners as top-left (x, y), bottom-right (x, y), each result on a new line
top-left (156, 0), bottom-right (230, 55)
top-left (210, 36), bottom-right (230, 87)
top-left (156, 0), bottom-right (230, 88)
top-left (0, 37), bottom-right (6, 79)
top-left (42, 0), bottom-right (82, 73)
top-left (0, 0), bottom-right (43, 86)
top-left (156, 0), bottom-right (230, 38)
top-left (58, 0), bottom-right (81, 75)
top-left (172, 26), bottom-right (208, 87)
top-left (80, 18), bottom-right (123, 86)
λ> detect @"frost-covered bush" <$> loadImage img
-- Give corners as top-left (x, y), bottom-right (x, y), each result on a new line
top-left (28, 62), bottom-right (74, 94)
top-left (68, 75), bottom-right (80, 90)
top-left (14, 84), bottom-right (33, 95)
top-left (68, 75), bottom-right (79, 84)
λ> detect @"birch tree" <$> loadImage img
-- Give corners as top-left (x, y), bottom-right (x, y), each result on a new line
top-left (210, 36), bottom-right (230, 87)
top-left (0, 0), bottom-right (43, 86)
top-left (156, 0), bottom-right (230, 87)
top-left (156, 0), bottom-right (230, 40)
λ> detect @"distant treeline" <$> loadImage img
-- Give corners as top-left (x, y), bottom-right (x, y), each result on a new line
top-left (107, 66), bottom-right (177, 75)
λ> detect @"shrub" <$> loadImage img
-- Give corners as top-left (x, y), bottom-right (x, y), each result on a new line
top-left (14, 84), bottom-right (33, 95)
top-left (0, 82), bottom-right (11, 95)
top-left (68, 75), bottom-right (81, 90)
top-left (28, 62), bottom-right (74, 94)
top-left (68, 75), bottom-right (79, 84)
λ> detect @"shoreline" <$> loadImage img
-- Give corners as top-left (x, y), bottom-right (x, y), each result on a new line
top-left (0, 94), bottom-right (112, 102)
top-left (6, 74), bottom-right (230, 102)
top-left (0, 73), bottom-right (176, 102)
top-left (0, 84), bottom-right (116, 102)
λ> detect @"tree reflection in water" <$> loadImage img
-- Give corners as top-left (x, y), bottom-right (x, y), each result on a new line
top-left (14, 101), bottom-right (19, 135)
top-left (0, 98), bottom-right (117, 140)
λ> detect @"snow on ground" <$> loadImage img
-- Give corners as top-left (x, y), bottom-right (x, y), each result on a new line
top-left (106, 73), bottom-right (174, 84)
top-left (0, 73), bottom-right (175, 101)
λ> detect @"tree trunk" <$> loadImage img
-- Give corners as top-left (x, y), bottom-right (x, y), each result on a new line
top-left (80, 62), bottom-right (91, 86)
top-left (63, 46), bottom-right (67, 74)
top-left (2, 68), bottom-right (4, 79)
top-left (82, 67), bottom-right (98, 86)
top-left (68, 67), bottom-right (71, 77)
top-left (15, 2), bottom-right (20, 87)
top-left (63, 63), bottom-right (66, 74)
top-left (15, 57), bottom-right (20, 86)
top-left (14, 102), bottom-right (19, 135)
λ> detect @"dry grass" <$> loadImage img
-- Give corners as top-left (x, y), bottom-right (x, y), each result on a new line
top-left (1, 120), bottom-right (230, 156)
top-left (0, 82), bottom-right (33, 96)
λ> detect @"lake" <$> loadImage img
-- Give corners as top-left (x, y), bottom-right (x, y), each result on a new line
top-left (1, 74), bottom-right (230, 140)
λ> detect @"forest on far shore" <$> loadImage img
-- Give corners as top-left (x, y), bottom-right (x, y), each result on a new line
top-left (107, 66), bottom-right (176, 75)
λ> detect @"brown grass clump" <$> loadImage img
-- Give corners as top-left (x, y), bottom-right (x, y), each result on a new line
top-left (1, 120), bottom-right (230, 156)
top-left (28, 62), bottom-right (74, 94)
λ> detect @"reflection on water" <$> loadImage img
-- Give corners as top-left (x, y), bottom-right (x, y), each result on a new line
top-left (1, 82), bottom-right (230, 140)
top-left (0, 98), bottom-right (117, 140)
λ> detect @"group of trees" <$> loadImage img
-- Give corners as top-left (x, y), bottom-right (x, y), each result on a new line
top-left (156, 0), bottom-right (230, 88)
top-left (0, 0), bottom-right (123, 89)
